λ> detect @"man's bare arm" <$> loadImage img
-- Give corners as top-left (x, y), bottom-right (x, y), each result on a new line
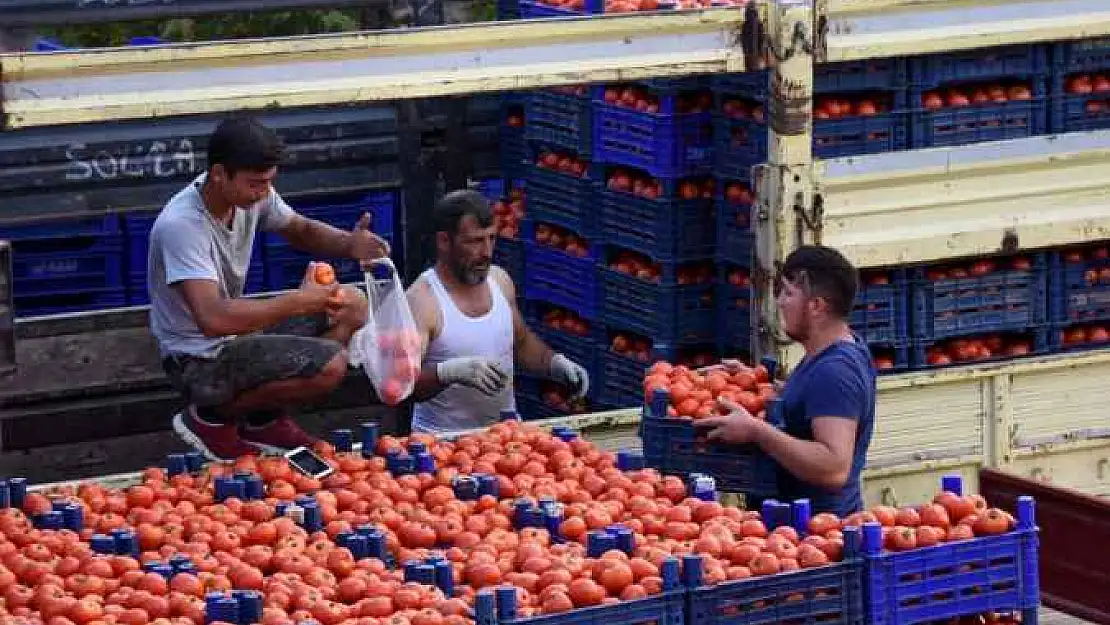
top-left (177, 279), bottom-right (324, 338)
top-left (752, 416), bottom-right (858, 490)
top-left (492, 267), bottom-right (554, 376)
top-left (279, 214), bottom-right (355, 259)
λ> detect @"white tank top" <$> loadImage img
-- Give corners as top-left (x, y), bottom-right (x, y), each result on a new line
top-left (411, 268), bottom-right (516, 435)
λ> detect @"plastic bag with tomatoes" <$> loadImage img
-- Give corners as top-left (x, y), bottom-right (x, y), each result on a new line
top-left (348, 258), bottom-right (422, 406)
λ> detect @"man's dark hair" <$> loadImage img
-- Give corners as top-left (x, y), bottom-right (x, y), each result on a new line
top-left (432, 189), bottom-right (495, 237)
top-left (207, 117), bottom-right (285, 176)
top-left (780, 245), bottom-right (859, 319)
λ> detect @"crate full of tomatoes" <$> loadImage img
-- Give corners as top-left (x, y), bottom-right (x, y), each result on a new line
top-left (638, 359), bottom-right (781, 495)
top-left (911, 254), bottom-right (1048, 341)
top-left (857, 475), bottom-right (1040, 625)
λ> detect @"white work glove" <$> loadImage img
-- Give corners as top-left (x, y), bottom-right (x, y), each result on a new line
top-left (437, 357), bottom-right (508, 396)
top-left (550, 353), bottom-right (590, 400)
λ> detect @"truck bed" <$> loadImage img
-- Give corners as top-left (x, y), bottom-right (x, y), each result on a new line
top-left (981, 468), bottom-right (1110, 625)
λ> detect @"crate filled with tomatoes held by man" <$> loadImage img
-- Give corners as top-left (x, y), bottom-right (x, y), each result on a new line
top-left (591, 81), bottom-right (715, 179)
top-left (638, 358), bottom-right (782, 495)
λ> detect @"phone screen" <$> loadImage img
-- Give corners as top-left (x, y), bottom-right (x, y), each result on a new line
top-left (287, 448), bottom-right (333, 478)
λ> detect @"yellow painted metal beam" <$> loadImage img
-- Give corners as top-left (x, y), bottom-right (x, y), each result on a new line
top-left (826, 0), bottom-right (1110, 60)
top-left (818, 131), bottom-right (1110, 268)
top-left (0, 9), bottom-right (749, 129)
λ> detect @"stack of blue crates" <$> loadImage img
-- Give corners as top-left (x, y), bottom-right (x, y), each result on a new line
top-left (593, 79), bottom-right (720, 408)
top-left (1, 215), bottom-right (127, 317)
top-left (263, 191), bottom-right (396, 291)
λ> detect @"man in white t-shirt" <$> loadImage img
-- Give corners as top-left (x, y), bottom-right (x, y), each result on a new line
top-left (149, 117), bottom-right (390, 461)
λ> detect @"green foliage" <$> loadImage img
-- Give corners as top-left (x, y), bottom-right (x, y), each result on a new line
top-left (40, 9), bottom-right (362, 48)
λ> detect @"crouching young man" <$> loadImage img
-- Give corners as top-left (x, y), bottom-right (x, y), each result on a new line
top-left (148, 117), bottom-right (390, 460)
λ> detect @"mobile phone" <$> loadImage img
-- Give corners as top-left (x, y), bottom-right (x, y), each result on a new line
top-left (284, 446), bottom-right (335, 479)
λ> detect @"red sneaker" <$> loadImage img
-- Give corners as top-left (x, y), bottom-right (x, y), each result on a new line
top-left (172, 408), bottom-right (260, 461)
top-left (240, 416), bottom-right (319, 454)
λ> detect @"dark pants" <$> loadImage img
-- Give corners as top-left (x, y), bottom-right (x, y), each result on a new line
top-left (162, 314), bottom-right (344, 416)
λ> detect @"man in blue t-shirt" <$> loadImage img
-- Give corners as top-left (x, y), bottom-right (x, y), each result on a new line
top-left (696, 245), bottom-right (876, 516)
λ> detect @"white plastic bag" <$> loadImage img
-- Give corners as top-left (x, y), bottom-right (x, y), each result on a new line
top-left (348, 258), bottom-right (422, 406)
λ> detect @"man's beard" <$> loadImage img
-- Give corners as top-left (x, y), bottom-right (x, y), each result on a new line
top-left (452, 259), bottom-right (490, 286)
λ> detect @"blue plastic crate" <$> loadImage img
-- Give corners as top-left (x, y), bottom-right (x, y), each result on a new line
top-left (478, 562), bottom-right (687, 625)
top-left (524, 90), bottom-right (593, 155)
top-left (712, 115), bottom-right (767, 179)
top-left (514, 374), bottom-right (585, 421)
top-left (522, 221), bottom-right (600, 320)
top-left (716, 266), bottom-right (752, 353)
top-left (10, 237), bottom-right (124, 297)
top-left (1050, 322), bottom-right (1110, 353)
top-left (592, 85), bottom-right (714, 177)
top-left (815, 111), bottom-right (909, 158)
top-left (686, 554), bottom-right (863, 625)
top-left (0, 214), bottom-right (120, 240)
top-left (911, 81), bottom-right (1049, 149)
top-left (524, 299), bottom-right (601, 372)
top-left (1048, 92), bottom-right (1110, 133)
top-left (494, 237), bottom-right (525, 287)
top-left (911, 44), bottom-right (1050, 88)
top-left (1049, 249), bottom-right (1110, 325)
top-left (15, 288), bottom-right (128, 318)
top-left (268, 191), bottom-right (396, 247)
top-left (264, 252), bottom-right (364, 291)
top-left (817, 58), bottom-right (909, 93)
top-left (600, 264), bottom-right (716, 345)
top-left (1053, 37), bottom-right (1110, 75)
top-left (911, 256), bottom-right (1047, 340)
top-left (852, 270), bottom-right (910, 344)
top-left (861, 476), bottom-right (1039, 625)
top-left (518, 0), bottom-right (598, 17)
top-left (496, 0), bottom-right (520, 18)
top-left (912, 330), bottom-right (1051, 370)
top-left (524, 162), bottom-right (596, 237)
top-left (716, 194), bottom-right (754, 269)
top-left (869, 342), bottom-right (912, 375)
top-left (597, 187), bottom-right (715, 263)
top-left (639, 393), bottom-right (781, 495)
top-left (711, 71), bottom-right (769, 102)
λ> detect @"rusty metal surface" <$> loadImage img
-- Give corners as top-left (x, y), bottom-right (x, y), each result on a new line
top-left (980, 468), bottom-right (1110, 625)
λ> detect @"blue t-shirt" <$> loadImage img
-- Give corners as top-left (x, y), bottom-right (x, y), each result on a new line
top-left (775, 334), bottom-right (876, 516)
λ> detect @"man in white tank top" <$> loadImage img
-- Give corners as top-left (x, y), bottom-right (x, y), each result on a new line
top-left (406, 190), bottom-right (590, 435)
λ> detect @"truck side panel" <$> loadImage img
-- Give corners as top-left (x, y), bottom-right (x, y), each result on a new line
top-left (980, 468), bottom-right (1110, 625)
